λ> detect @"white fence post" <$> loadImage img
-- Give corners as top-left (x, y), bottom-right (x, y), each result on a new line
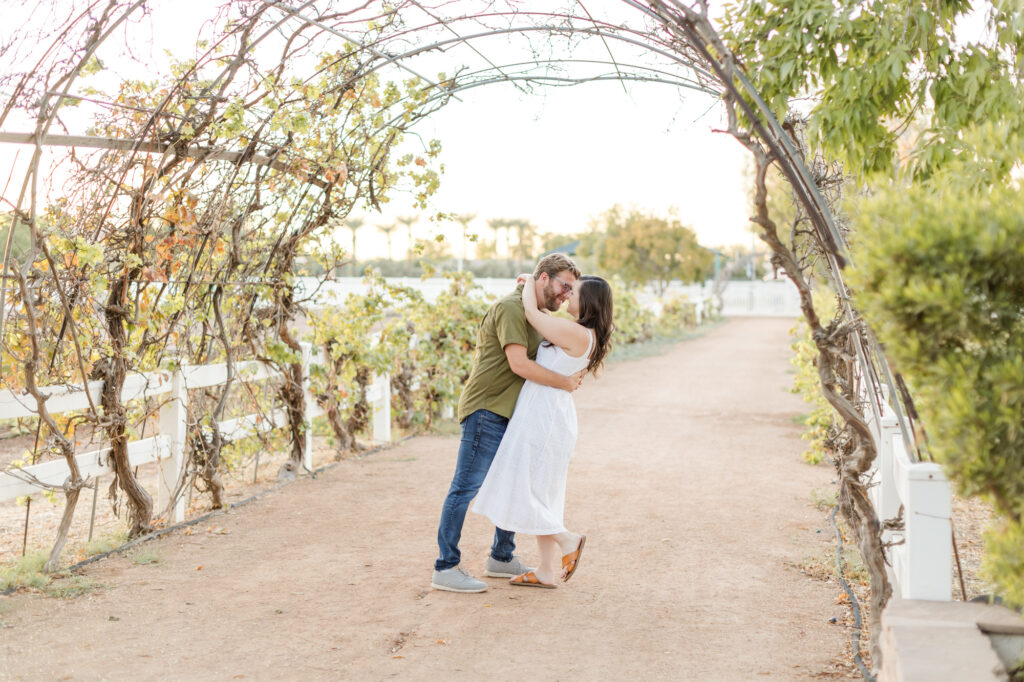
top-left (875, 409), bottom-right (902, 524)
top-left (372, 373), bottom-right (391, 443)
top-left (893, 437), bottom-right (953, 601)
top-left (157, 369), bottom-right (187, 523)
top-left (300, 343), bottom-right (314, 473)
top-left (441, 403), bottom-right (454, 420)
top-left (695, 299), bottom-right (704, 326)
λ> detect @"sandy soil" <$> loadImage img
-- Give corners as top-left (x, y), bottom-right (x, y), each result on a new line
top-left (0, 318), bottom-right (860, 680)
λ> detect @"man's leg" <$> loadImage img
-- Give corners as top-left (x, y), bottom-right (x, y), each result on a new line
top-left (435, 410), bottom-right (509, 571)
top-left (491, 527), bottom-right (516, 563)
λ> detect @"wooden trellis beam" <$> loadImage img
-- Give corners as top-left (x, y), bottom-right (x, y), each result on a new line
top-left (0, 132), bottom-right (331, 187)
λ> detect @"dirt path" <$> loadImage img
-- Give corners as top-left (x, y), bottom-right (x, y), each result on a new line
top-left (1, 318), bottom-right (855, 680)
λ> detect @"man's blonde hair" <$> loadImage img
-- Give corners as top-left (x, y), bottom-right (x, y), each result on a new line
top-left (534, 253), bottom-right (581, 279)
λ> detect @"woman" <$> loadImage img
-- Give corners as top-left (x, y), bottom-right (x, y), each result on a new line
top-left (472, 273), bottom-right (614, 588)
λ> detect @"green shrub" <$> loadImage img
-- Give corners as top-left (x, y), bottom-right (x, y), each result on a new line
top-left (85, 528), bottom-right (129, 558)
top-left (850, 130), bottom-right (1024, 605)
top-left (608, 277), bottom-right (654, 345)
top-left (0, 551), bottom-right (49, 591)
top-left (655, 295), bottom-right (697, 338)
top-left (306, 271), bottom-right (710, 436)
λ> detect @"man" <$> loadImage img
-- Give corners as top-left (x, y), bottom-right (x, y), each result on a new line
top-left (431, 253), bottom-right (584, 593)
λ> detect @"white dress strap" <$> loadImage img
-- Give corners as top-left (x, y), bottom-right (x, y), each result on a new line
top-left (583, 327), bottom-right (595, 360)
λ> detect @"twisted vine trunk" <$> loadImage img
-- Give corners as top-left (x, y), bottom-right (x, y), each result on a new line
top-left (317, 356), bottom-right (370, 457)
top-left (268, 202), bottom-right (334, 479)
top-left (188, 285), bottom-right (236, 508)
top-left (274, 284), bottom-right (308, 480)
top-left (16, 272), bottom-right (86, 573)
top-left (392, 362), bottom-right (416, 430)
top-left (346, 367), bottom-right (371, 444)
top-left (317, 349), bottom-right (353, 455)
top-left (188, 423), bottom-right (225, 509)
top-left (98, 181), bottom-right (177, 536)
top-left (750, 153), bottom-right (891, 664)
top-left (102, 275), bottom-right (153, 537)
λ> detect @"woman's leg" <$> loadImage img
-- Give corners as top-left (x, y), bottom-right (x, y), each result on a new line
top-left (552, 531), bottom-right (584, 577)
top-left (534, 535), bottom-right (560, 584)
top-left (553, 531), bottom-right (582, 555)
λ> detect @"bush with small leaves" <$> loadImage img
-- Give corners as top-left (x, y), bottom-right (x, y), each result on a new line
top-left (850, 129), bottom-right (1024, 606)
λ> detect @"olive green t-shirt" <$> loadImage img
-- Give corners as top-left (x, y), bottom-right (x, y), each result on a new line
top-left (457, 286), bottom-right (542, 422)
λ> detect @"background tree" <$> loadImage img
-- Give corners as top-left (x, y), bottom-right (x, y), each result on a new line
top-left (584, 205), bottom-right (712, 294)
top-left (343, 217), bottom-right (365, 276)
top-left (397, 214), bottom-right (418, 261)
top-left (453, 213), bottom-right (476, 271)
top-left (507, 218), bottom-right (538, 274)
top-left (486, 218), bottom-right (508, 259)
top-left (377, 223), bottom-right (397, 261)
top-left (473, 236), bottom-right (498, 260)
top-left (0, 213), bottom-right (33, 263)
top-left (538, 231), bottom-right (580, 256)
top-left (412, 234), bottom-right (452, 263)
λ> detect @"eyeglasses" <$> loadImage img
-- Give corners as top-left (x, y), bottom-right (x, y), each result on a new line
top-left (551, 275), bottom-right (574, 294)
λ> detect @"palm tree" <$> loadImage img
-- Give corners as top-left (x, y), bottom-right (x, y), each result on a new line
top-left (453, 213), bottom-right (476, 271)
top-left (396, 214), bottom-right (418, 261)
top-left (508, 219), bottom-right (537, 274)
top-left (377, 222), bottom-right (397, 261)
top-left (344, 217), bottom-right (364, 276)
top-left (488, 218), bottom-right (535, 272)
top-left (487, 218), bottom-right (507, 259)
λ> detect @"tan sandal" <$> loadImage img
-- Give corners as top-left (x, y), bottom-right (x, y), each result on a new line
top-left (509, 571), bottom-right (557, 589)
top-left (561, 535), bottom-right (587, 582)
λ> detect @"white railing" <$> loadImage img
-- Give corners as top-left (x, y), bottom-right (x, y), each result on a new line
top-left (0, 343), bottom-right (392, 523)
top-left (652, 281), bottom-right (801, 318)
top-left (866, 400), bottom-right (952, 601)
top-left (715, 280), bottom-right (802, 317)
top-left (2, 303), bottom-right (716, 531)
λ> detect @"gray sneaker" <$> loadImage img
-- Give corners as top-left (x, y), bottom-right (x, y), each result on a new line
top-left (484, 555), bottom-right (536, 578)
top-left (431, 566), bottom-right (488, 593)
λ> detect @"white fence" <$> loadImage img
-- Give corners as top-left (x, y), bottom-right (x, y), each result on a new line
top-left (0, 344), bottom-right (392, 523)
top-left (652, 280), bottom-right (802, 318)
top-left (716, 280), bottom-right (802, 317)
top-left (302, 276), bottom-right (796, 318)
top-left (865, 397), bottom-right (952, 601)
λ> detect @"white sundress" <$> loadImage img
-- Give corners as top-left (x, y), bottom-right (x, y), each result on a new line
top-left (471, 328), bottom-right (594, 535)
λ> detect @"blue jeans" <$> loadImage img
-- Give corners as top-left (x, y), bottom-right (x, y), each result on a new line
top-left (435, 409), bottom-right (516, 571)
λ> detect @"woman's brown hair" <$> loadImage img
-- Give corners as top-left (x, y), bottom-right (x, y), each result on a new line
top-left (576, 275), bottom-right (614, 374)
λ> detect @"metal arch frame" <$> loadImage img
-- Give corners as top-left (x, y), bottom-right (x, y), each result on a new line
top-left (0, 0), bottom-right (921, 465)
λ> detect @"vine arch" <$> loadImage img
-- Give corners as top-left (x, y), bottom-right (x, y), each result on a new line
top-left (1, 0), bottom-right (925, 669)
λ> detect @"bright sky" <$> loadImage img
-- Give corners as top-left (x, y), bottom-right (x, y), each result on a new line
top-left (381, 77), bottom-right (753, 259)
top-left (0, 1), bottom-right (754, 262)
top-left (365, 1), bottom-right (754, 259)
top-left (0, 1), bottom-right (998, 261)
top-left (3, 0), bottom-right (996, 261)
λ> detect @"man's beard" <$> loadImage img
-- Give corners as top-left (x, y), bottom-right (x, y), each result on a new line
top-left (542, 282), bottom-right (561, 311)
